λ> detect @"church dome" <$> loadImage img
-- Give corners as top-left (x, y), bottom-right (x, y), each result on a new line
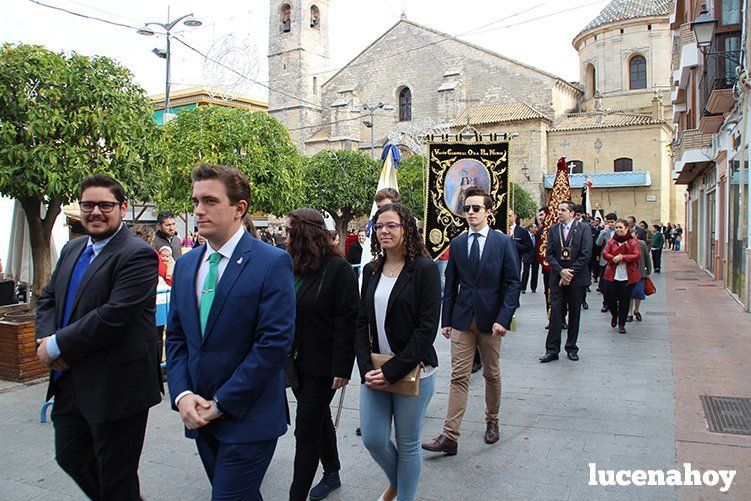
top-left (577, 0), bottom-right (672, 37)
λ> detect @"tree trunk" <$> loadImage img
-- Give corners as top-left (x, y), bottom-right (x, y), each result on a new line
top-left (18, 196), bottom-right (62, 309)
top-left (331, 214), bottom-right (351, 252)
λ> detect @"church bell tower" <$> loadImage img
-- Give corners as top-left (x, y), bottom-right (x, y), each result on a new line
top-left (268, 1), bottom-right (329, 151)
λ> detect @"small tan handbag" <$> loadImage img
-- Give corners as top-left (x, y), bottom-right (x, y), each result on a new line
top-left (369, 326), bottom-right (421, 397)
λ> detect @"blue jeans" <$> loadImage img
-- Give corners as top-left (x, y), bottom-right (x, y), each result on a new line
top-left (360, 373), bottom-right (436, 501)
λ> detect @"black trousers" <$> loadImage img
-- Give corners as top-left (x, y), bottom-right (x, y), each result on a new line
top-left (51, 374), bottom-right (149, 501)
top-left (605, 280), bottom-right (635, 327)
top-left (289, 373), bottom-right (340, 500)
top-left (521, 260), bottom-right (539, 292)
top-left (651, 248), bottom-right (662, 271)
top-left (546, 284), bottom-right (584, 355)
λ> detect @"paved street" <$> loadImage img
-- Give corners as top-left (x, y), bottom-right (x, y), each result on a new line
top-left (1, 251), bottom-right (748, 500)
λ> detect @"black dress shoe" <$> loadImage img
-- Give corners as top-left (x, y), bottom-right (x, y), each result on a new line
top-left (471, 361), bottom-right (482, 374)
top-left (635, 312), bottom-right (642, 321)
top-left (356, 427), bottom-right (361, 436)
top-left (567, 352), bottom-right (579, 361)
top-left (582, 302), bottom-right (589, 310)
top-left (539, 353), bottom-right (559, 363)
top-left (626, 315), bottom-right (633, 322)
top-left (544, 323), bottom-right (549, 330)
top-left (521, 290), bottom-right (526, 294)
top-left (611, 316), bottom-right (617, 328)
top-left (618, 326), bottom-right (627, 334)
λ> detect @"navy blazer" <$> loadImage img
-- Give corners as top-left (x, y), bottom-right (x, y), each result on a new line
top-left (355, 255), bottom-right (441, 384)
top-left (545, 220), bottom-right (593, 288)
top-left (166, 231), bottom-right (295, 443)
top-left (442, 229), bottom-right (521, 333)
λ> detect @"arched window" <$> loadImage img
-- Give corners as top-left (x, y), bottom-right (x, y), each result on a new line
top-left (567, 160), bottom-right (584, 174)
top-left (310, 5), bottom-right (320, 28)
top-left (629, 55), bottom-right (647, 90)
top-left (398, 87), bottom-right (412, 122)
top-left (586, 64), bottom-right (596, 99)
top-left (614, 157), bottom-right (633, 172)
top-left (281, 4), bottom-right (291, 33)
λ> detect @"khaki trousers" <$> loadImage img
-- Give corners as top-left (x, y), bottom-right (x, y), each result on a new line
top-left (443, 319), bottom-right (502, 442)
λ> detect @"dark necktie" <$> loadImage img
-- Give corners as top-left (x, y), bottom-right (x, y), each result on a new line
top-left (63, 245), bottom-right (95, 328)
top-left (469, 233), bottom-right (481, 275)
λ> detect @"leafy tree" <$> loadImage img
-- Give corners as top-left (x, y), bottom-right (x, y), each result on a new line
top-left (156, 106), bottom-right (303, 216)
top-left (303, 150), bottom-right (379, 247)
top-left (0, 44), bottom-right (160, 302)
top-left (510, 182), bottom-right (537, 221)
top-left (397, 155), bottom-right (425, 219)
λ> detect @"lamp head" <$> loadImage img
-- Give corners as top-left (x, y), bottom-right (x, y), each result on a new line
top-left (691, 6), bottom-right (717, 48)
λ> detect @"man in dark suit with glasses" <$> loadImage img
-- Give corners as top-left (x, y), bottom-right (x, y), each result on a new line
top-left (35, 175), bottom-right (162, 500)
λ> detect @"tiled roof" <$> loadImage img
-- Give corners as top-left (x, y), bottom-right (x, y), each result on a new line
top-left (551, 112), bottom-right (666, 131)
top-left (453, 102), bottom-right (548, 126)
top-left (578, 0), bottom-right (671, 35)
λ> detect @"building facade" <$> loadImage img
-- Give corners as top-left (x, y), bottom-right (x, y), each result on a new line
top-left (670, 0), bottom-right (750, 311)
top-left (268, 0), bottom-right (681, 225)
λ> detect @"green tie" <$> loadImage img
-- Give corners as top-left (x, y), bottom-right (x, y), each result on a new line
top-left (200, 252), bottom-right (223, 336)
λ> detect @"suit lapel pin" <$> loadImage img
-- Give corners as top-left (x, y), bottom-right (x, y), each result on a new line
top-left (237, 257), bottom-right (243, 264)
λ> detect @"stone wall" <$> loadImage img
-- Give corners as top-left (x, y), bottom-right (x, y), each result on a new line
top-left (547, 124), bottom-right (678, 224)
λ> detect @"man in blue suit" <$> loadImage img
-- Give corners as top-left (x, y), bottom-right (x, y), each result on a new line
top-left (423, 186), bottom-right (521, 455)
top-left (166, 163), bottom-right (295, 500)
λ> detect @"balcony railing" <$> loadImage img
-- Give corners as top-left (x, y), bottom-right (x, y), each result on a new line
top-left (700, 41), bottom-right (741, 117)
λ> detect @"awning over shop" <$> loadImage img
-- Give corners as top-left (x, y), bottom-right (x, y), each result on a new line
top-left (544, 171), bottom-right (652, 189)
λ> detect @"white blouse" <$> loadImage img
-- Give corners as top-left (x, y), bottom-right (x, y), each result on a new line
top-left (373, 273), bottom-right (436, 379)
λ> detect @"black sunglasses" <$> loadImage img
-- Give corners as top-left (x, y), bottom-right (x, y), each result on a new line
top-left (462, 204), bottom-right (484, 213)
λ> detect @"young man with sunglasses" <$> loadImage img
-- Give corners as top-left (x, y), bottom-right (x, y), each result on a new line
top-left (423, 186), bottom-right (520, 455)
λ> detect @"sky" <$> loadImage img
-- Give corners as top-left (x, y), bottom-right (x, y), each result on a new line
top-left (1, 0), bottom-right (613, 264)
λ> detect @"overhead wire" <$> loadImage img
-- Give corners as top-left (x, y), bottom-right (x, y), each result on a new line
top-left (26, 0), bottom-right (140, 30)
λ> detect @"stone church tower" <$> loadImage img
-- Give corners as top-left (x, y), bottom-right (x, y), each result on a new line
top-left (268, 1), bottom-right (329, 149)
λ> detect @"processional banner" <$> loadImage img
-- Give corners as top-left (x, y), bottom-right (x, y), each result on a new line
top-left (423, 141), bottom-right (509, 260)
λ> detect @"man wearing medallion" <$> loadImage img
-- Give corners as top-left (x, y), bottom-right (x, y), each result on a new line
top-left (540, 200), bottom-right (592, 363)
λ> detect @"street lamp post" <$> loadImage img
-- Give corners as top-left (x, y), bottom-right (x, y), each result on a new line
top-left (363, 102), bottom-right (394, 159)
top-left (138, 11), bottom-right (202, 119)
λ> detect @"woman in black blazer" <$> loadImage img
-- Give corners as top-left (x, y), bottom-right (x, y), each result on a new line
top-left (285, 208), bottom-right (359, 501)
top-left (355, 203), bottom-right (441, 501)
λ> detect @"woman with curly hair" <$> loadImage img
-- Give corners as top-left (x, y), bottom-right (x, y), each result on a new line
top-left (285, 208), bottom-right (359, 501)
top-left (355, 203), bottom-right (441, 501)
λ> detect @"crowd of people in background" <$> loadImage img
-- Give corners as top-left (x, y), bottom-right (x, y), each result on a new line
top-left (32, 163), bottom-right (689, 501)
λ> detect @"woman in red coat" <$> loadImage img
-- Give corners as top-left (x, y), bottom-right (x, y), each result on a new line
top-left (602, 219), bottom-right (641, 333)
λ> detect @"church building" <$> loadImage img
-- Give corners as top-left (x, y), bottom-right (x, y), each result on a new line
top-left (268, 0), bottom-right (684, 224)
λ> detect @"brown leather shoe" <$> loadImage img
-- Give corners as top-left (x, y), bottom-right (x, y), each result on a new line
top-left (421, 434), bottom-right (458, 455)
top-left (484, 422), bottom-right (500, 444)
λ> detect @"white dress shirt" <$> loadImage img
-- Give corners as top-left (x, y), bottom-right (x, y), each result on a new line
top-left (194, 226), bottom-right (247, 308)
top-left (467, 224), bottom-right (490, 259)
top-left (176, 225), bottom-right (246, 407)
